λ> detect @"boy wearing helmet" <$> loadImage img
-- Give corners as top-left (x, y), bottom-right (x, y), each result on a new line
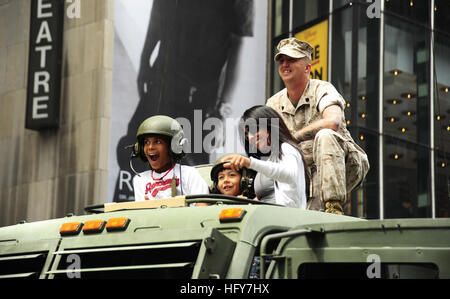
top-left (210, 155), bottom-right (256, 198)
top-left (132, 115), bottom-right (209, 201)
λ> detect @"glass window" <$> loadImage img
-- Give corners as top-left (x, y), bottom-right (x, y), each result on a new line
top-left (353, 4), bottom-right (380, 219)
top-left (331, 5), bottom-right (380, 219)
top-left (434, 33), bottom-right (450, 217)
top-left (292, 0), bottom-right (329, 31)
top-left (356, 7), bottom-right (379, 132)
top-left (383, 137), bottom-right (431, 218)
top-left (434, 0), bottom-right (450, 34)
top-left (331, 7), bottom-right (367, 218)
top-left (384, 0), bottom-right (429, 26)
top-left (383, 16), bottom-right (431, 219)
top-left (269, 0), bottom-right (448, 219)
top-left (383, 16), bottom-right (430, 145)
top-left (331, 7), bottom-right (352, 101)
top-left (333, 0), bottom-right (352, 10)
top-left (272, 0), bottom-right (290, 37)
top-left (271, 0), bottom-right (290, 95)
top-left (435, 150), bottom-right (449, 217)
top-left (353, 130), bottom-right (379, 218)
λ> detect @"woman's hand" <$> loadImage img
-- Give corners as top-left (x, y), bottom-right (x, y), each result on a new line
top-left (221, 154), bottom-right (251, 172)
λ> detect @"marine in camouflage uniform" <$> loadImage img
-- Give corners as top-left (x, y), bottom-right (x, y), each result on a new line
top-left (267, 38), bottom-right (369, 215)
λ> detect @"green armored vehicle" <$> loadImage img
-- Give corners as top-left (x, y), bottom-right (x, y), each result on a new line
top-left (0, 165), bottom-right (449, 279)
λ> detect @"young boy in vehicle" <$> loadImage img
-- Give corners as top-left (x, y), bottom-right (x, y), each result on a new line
top-left (210, 155), bottom-right (255, 198)
top-left (132, 115), bottom-right (209, 201)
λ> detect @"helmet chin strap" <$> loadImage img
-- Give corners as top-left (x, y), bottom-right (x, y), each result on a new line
top-left (125, 144), bottom-right (141, 177)
top-left (168, 158), bottom-right (177, 197)
top-left (129, 154), bottom-right (141, 177)
top-left (171, 170), bottom-right (177, 197)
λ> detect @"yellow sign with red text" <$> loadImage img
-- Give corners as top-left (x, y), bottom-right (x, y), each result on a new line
top-left (295, 19), bottom-right (328, 81)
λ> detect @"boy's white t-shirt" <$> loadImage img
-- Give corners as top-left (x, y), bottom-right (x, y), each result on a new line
top-left (133, 163), bottom-right (209, 201)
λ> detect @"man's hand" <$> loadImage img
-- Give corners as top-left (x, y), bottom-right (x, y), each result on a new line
top-left (295, 104), bottom-right (342, 141)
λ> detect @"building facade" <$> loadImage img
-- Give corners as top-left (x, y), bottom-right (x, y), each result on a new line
top-left (0, 0), bottom-right (448, 227)
top-left (269, 0), bottom-right (449, 219)
top-left (0, 0), bottom-right (114, 227)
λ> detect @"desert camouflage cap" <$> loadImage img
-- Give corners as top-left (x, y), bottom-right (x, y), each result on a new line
top-left (274, 37), bottom-right (313, 61)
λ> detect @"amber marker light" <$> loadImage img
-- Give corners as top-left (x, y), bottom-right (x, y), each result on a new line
top-left (59, 222), bottom-right (83, 236)
top-left (219, 208), bottom-right (246, 223)
top-left (106, 217), bottom-right (130, 232)
top-left (82, 220), bottom-right (106, 234)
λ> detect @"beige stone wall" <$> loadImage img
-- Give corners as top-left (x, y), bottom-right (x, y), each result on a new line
top-left (0, 0), bottom-right (114, 227)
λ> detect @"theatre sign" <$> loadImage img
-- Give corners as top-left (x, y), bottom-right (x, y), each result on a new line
top-left (26, 0), bottom-right (64, 130)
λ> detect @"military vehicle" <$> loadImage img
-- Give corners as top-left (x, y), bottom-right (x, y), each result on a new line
top-left (0, 164), bottom-right (449, 280)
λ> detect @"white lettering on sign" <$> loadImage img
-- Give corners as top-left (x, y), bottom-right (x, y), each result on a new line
top-left (35, 45), bottom-right (52, 68)
top-left (26, 0), bottom-right (64, 130)
top-left (32, 96), bottom-right (49, 119)
top-left (33, 71), bottom-right (50, 94)
top-left (31, 1), bottom-right (53, 123)
top-left (119, 170), bottom-right (134, 192)
top-left (37, 0), bottom-right (53, 18)
top-left (35, 20), bottom-right (53, 43)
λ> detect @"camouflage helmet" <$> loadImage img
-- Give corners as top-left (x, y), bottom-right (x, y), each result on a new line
top-left (134, 115), bottom-right (186, 162)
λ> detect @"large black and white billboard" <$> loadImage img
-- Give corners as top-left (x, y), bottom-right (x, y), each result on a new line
top-left (108, 0), bottom-right (268, 202)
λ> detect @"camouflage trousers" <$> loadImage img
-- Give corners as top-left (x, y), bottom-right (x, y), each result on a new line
top-left (300, 129), bottom-right (370, 215)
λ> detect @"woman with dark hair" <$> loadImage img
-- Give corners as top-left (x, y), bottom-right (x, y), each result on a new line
top-left (222, 105), bottom-right (306, 208)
